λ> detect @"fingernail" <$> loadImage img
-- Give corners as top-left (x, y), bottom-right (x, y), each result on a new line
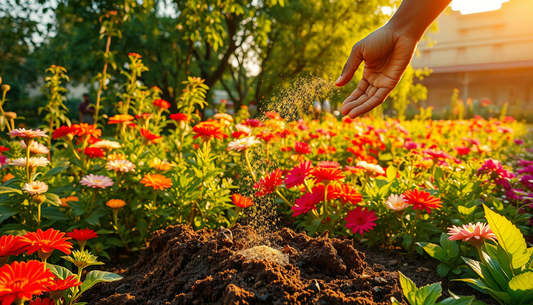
top-left (335, 76), bottom-right (342, 84)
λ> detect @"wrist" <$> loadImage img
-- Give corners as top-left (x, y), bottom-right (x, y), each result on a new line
top-left (384, 15), bottom-right (425, 42)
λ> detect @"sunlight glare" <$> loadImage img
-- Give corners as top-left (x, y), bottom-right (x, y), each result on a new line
top-left (451, 0), bottom-right (509, 15)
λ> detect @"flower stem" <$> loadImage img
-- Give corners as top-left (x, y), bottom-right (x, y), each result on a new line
top-left (244, 149), bottom-right (256, 183)
top-left (275, 189), bottom-right (292, 207)
top-left (25, 139), bottom-right (33, 182)
top-left (37, 203), bottom-right (42, 228)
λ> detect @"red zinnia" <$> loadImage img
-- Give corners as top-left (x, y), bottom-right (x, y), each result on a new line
top-left (140, 129), bottom-right (162, 144)
top-left (29, 298), bottom-right (55, 305)
top-left (0, 260), bottom-right (54, 305)
top-left (66, 229), bottom-right (98, 250)
top-left (21, 229), bottom-right (72, 259)
top-left (243, 119), bottom-right (263, 128)
top-left (455, 146), bottom-right (471, 156)
top-left (0, 235), bottom-right (28, 260)
top-left (294, 142), bottom-right (312, 155)
top-left (292, 185), bottom-right (324, 217)
top-left (402, 189), bottom-right (443, 214)
top-left (280, 146), bottom-right (292, 152)
top-left (345, 207), bottom-right (377, 235)
top-left (311, 167), bottom-right (345, 184)
top-left (192, 122), bottom-right (228, 141)
top-left (285, 161), bottom-right (312, 189)
top-left (254, 169), bottom-right (283, 197)
top-left (232, 194), bottom-right (254, 208)
top-left (153, 99), bottom-right (171, 109)
top-left (84, 147), bottom-right (104, 158)
top-left (256, 131), bottom-right (276, 143)
top-left (72, 123), bottom-right (102, 138)
top-left (170, 113), bottom-right (188, 121)
top-left (45, 275), bottom-right (81, 300)
top-left (328, 184), bottom-right (363, 205)
top-left (231, 131), bottom-right (248, 139)
top-left (52, 126), bottom-right (75, 139)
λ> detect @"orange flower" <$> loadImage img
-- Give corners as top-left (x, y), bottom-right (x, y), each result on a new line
top-left (2, 173), bottom-right (14, 182)
top-left (72, 123), bottom-right (102, 138)
top-left (153, 99), bottom-right (171, 109)
top-left (0, 260), bottom-right (55, 305)
top-left (310, 167), bottom-right (345, 184)
top-left (232, 194), bottom-right (254, 208)
top-left (402, 189), bottom-right (442, 214)
top-left (140, 129), bottom-right (162, 144)
top-left (193, 121), bottom-right (227, 141)
top-left (447, 222), bottom-right (497, 247)
top-left (108, 114), bottom-right (134, 124)
top-left (328, 184), bottom-right (362, 205)
top-left (21, 229), bottom-right (72, 259)
top-left (106, 199), bottom-right (127, 209)
top-left (254, 169), bottom-right (283, 197)
top-left (60, 196), bottom-right (78, 207)
top-left (140, 174), bottom-right (172, 190)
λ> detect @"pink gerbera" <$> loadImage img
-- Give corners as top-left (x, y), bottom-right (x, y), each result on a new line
top-left (80, 174), bottom-right (114, 189)
top-left (9, 128), bottom-right (48, 138)
top-left (447, 222), bottom-right (497, 247)
top-left (292, 185), bottom-right (324, 217)
top-left (345, 207), bottom-right (377, 235)
top-left (317, 161), bottom-right (340, 169)
top-left (285, 161), bottom-right (312, 189)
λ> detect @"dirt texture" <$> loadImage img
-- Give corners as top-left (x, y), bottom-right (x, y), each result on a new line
top-left (83, 224), bottom-right (405, 305)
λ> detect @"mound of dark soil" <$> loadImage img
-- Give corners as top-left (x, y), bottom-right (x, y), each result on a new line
top-left (83, 224), bottom-right (405, 305)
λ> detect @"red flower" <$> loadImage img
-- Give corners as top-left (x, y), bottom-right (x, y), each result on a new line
top-left (29, 298), bottom-right (55, 305)
top-left (170, 113), bottom-right (188, 121)
top-left (66, 229), bottom-right (98, 243)
top-left (294, 142), bottom-right (312, 155)
top-left (45, 275), bottom-right (81, 299)
top-left (402, 189), bottom-right (443, 214)
top-left (285, 161), bottom-right (312, 189)
top-left (0, 260), bottom-right (55, 305)
top-left (454, 146), bottom-right (471, 156)
top-left (345, 207), bottom-right (377, 235)
top-left (0, 146), bottom-right (9, 152)
top-left (328, 184), bottom-right (363, 205)
top-left (140, 128), bottom-right (162, 144)
top-left (52, 126), bottom-right (75, 139)
top-left (21, 229), bottom-right (72, 259)
top-left (256, 131), bottom-right (276, 143)
top-left (192, 122), bottom-right (227, 141)
top-left (243, 119), bottom-right (263, 128)
top-left (311, 167), bottom-right (345, 184)
top-left (0, 235), bottom-right (28, 258)
top-left (292, 185), bottom-right (324, 217)
top-left (254, 169), bottom-right (283, 197)
top-left (424, 149), bottom-right (452, 160)
top-left (231, 131), bottom-right (248, 139)
top-left (84, 147), bottom-right (104, 158)
top-left (135, 113), bottom-right (153, 120)
top-left (317, 161), bottom-right (340, 169)
top-left (265, 111), bottom-right (282, 120)
top-left (153, 99), bottom-right (171, 109)
top-left (317, 145), bottom-right (336, 155)
top-left (128, 53), bottom-right (142, 58)
top-left (280, 146), bottom-right (292, 152)
top-left (232, 194), bottom-right (254, 208)
top-left (276, 129), bottom-right (293, 138)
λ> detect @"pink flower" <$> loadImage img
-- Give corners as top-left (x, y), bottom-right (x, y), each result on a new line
top-left (404, 141), bottom-right (419, 150)
top-left (317, 161), bottom-right (340, 169)
top-left (9, 128), bottom-right (48, 138)
top-left (424, 149), bottom-right (452, 160)
top-left (292, 185), bottom-right (324, 217)
top-left (514, 139), bottom-right (524, 145)
top-left (80, 174), bottom-right (114, 189)
top-left (477, 159), bottom-right (516, 188)
top-left (285, 161), bottom-right (312, 189)
top-left (345, 207), bottom-right (377, 235)
top-left (448, 222), bottom-right (497, 247)
top-left (517, 166), bottom-right (533, 176)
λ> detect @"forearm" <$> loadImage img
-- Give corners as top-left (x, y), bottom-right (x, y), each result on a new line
top-left (386, 0), bottom-right (452, 41)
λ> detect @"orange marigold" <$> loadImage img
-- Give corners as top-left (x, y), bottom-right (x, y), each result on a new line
top-left (193, 121), bottom-right (227, 141)
top-left (140, 174), bottom-right (172, 190)
top-left (72, 123), bottom-right (102, 138)
top-left (108, 114), bottom-right (135, 124)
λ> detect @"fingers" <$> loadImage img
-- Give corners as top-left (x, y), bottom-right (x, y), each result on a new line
top-left (341, 87), bottom-right (391, 118)
top-left (335, 43), bottom-right (363, 87)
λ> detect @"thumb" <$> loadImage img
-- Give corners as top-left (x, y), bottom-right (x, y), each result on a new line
top-left (335, 42), bottom-right (363, 87)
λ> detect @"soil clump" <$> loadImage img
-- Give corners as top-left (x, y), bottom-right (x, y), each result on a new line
top-left (83, 224), bottom-right (404, 305)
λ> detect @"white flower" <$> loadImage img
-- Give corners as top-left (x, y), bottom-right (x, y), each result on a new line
top-left (20, 140), bottom-right (49, 155)
top-left (22, 181), bottom-right (48, 195)
top-left (227, 136), bottom-right (262, 152)
top-left (106, 159), bottom-right (136, 172)
top-left (80, 174), bottom-right (114, 189)
top-left (9, 157), bottom-right (49, 168)
top-left (91, 140), bottom-right (121, 150)
top-left (356, 161), bottom-right (385, 176)
top-left (9, 128), bottom-right (48, 138)
top-left (235, 124), bottom-right (252, 134)
top-left (385, 194), bottom-right (408, 211)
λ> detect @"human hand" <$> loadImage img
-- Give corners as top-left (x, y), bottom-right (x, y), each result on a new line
top-left (335, 26), bottom-right (418, 118)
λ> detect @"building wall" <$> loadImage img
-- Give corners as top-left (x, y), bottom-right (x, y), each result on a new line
top-left (411, 0), bottom-right (533, 114)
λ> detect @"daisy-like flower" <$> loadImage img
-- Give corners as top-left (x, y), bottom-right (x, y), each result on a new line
top-left (107, 114), bottom-right (134, 125)
top-left (193, 121), bottom-right (228, 141)
top-left (0, 235), bottom-right (28, 259)
top-left (234, 123), bottom-right (252, 135)
top-left (20, 141), bottom-right (49, 155)
top-left (66, 229), bottom-right (98, 244)
top-left (232, 194), bottom-right (254, 208)
top-left (0, 260), bottom-right (54, 305)
top-left (227, 136), bottom-right (261, 152)
top-left (356, 161), bottom-right (385, 176)
top-left (285, 161), bottom-right (312, 189)
top-left (402, 189), bottom-right (442, 214)
top-left (9, 128), bottom-right (48, 138)
top-left (214, 113), bottom-right (234, 123)
top-left (21, 229), bottom-right (72, 259)
top-left (9, 157), bottom-right (49, 168)
top-left (448, 222), bottom-right (497, 247)
top-left (91, 140), bottom-right (121, 150)
top-left (153, 99), bottom-right (171, 109)
top-left (106, 199), bottom-right (127, 209)
top-left (52, 126), bottom-right (75, 139)
top-left (292, 185), bottom-right (324, 217)
top-left (254, 169), bottom-right (284, 197)
top-left (140, 128), bottom-right (162, 144)
top-left (345, 207), bottom-right (377, 235)
top-left (106, 159), bottom-right (135, 173)
top-left (310, 167), bottom-right (345, 185)
top-left (328, 184), bottom-right (362, 205)
top-left (84, 147), bottom-right (105, 158)
top-left (22, 181), bottom-right (48, 195)
top-left (45, 275), bottom-right (81, 300)
top-left (170, 113), bottom-right (188, 121)
top-left (80, 174), bottom-right (114, 189)
top-left (29, 298), bottom-right (55, 305)
top-left (385, 194), bottom-right (408, 211)
top-left (317, 161), bottom-right (340, 169)
top-left (294, 142), bottom-right (312, 155)
top-left (60, 196), bottom-right (78, 207)
top-left (72, 123), bottom-right (102, 138)
top-left (149, 158), bottom-right (173, 171)
top-left (140, 173), bottom-right (172, 190)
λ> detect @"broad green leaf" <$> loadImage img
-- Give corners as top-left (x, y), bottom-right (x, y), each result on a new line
top-left (44, 193), bottom-right (62, 206)
top-left (482, 252), bottom-right (510, 291)
top-left (41, 161), bottom-right (70, 180)
top-left (42, 206), bottom-right (69, 221)
top-left (0, 186), bottom-right (22, 195)
top-left (0, 205), bottom-right (19, 224)
top-left (418, 242), bottom-right (447, 261)
top-left (440, 233), bottom-right (459, 259)
top-left (484, 205), bottom-right (528, 269)
top-left (458, 205), bottom-right (476, 217)
top-left (437, 263), bottom-right (452, 278)
top-left (414, 282), bottom-right (442, 305)
top-left (507, 272), bottom-right (533, 303)
top-left (484, 243), bottom-right (513, 277)
top-left (46, 263), bottom-right (74, 280)
top-left (438, 291), bottom-right (475, 305)
top-left (79, 270), bottom-right (122, 294)
top-left (398, 271), bottom-right (418, 305)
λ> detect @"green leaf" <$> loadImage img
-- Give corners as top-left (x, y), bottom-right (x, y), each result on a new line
top-left (42, 206), bottom-right (69, 221)
top-left (458, 205), bottom-right (476, 217)
top-left (508, 272), bottom-right (533, 303)
top-left (418, 242), bottom-right (447, 261)
top-left (41, 161), bottom-right (70, 180)
top-left (482, 252), bottom-right (510, 291)
top-left (414, 282), bottom-right (442, 305)
top-left (0, 186), bottom-right (22, 195)
top-left (437, 263), bottom-right (452, 278)
top-left (483, 205), bottom-right (529, 269)
top-left (46, 263), bottom-right (75, 280)
top-left (398, 271), bottom-right (418, 305)
top-left (0, 205), bottom-right (19, 224)
top-left (440, 233), bottom-right (460, 259)
top-left (44, 193), bottom-right (62, 206)
top-left (79, 270), bottom-right (122, 294)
